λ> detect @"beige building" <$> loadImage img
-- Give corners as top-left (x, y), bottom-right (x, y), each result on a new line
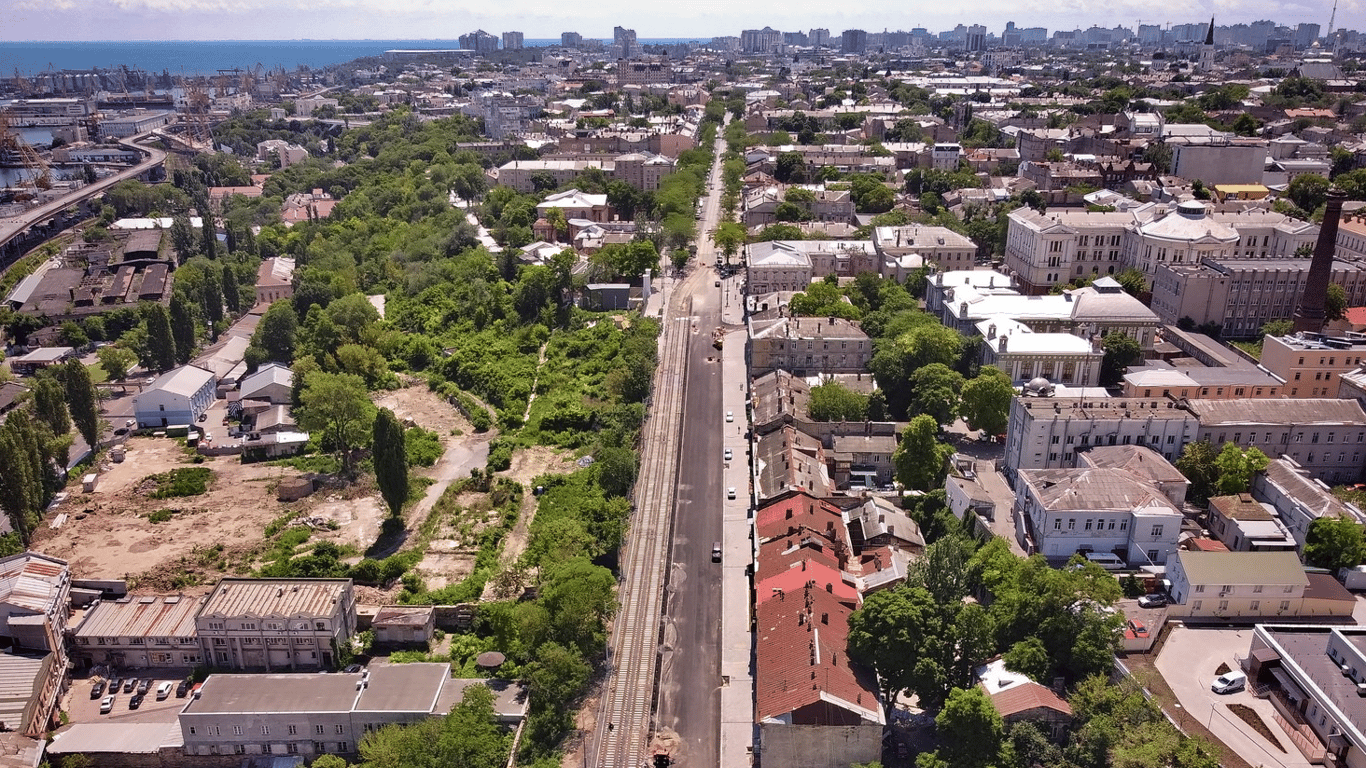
top-left (872, 225), bottom-right (978, 272)
top-left (1188, 398), bottom-right (1366, 485)
top-left (1261, 332), bottom-right (1366, 398)
top-left (196, 578), bottom-right (357, 671)
top-left (749, 316), bottom-right (872, 376)
top-left (73, 594), bottom-right (204, 668)
top-left (1003, 398), bottom-right (1199, 478)
top-left (1167, 550), bottom-right (1353, 621)
top-left (255, 257), bottom-right (295, 306)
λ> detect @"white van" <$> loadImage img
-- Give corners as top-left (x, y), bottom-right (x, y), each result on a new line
top-left (1083, 552), bottom-right (1125, 570)
top-left (1211, 671), bottom-right (1246, 694)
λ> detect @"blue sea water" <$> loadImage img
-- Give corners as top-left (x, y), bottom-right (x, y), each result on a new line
top-left (0, 39), bottom-right (707, 77)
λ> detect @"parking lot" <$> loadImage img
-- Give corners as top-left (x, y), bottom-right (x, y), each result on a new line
top-left (67, 673), bottom-right (191, 725)
top-left (1155, 625), bottom-right (1313, 768)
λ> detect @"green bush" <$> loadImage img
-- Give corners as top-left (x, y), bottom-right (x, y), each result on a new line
top-left (148, 509), bottom-right (176, 524)
top-left (405, 426), bottom-right (443, 467)
top-left (146, 467), bottom-right (213, 498)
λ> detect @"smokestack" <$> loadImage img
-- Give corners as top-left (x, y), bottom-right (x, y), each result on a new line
top-left (1293, 188), bottom-right (1347, 334)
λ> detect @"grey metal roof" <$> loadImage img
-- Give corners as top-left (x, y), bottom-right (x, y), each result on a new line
top-left (74, 595), bottom-right (203, 640)
top-left (354, 663), bottom-right (446, 713)
top-left (183, 673), bottom-right (361, 715)
top-left (1187, 398), bottom-right (1366, 427)
top-left (198, 578), bottom-right (350, 621)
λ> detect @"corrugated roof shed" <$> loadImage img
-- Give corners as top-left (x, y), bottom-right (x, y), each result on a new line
top-left (199, 578), bottom-right (350, 620)
top-left (74, 595), bottom-right (203, 640)
top-left (0, 554), bottom-right (67, 615)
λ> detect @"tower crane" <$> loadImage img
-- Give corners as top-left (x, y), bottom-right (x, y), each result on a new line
top-left (0, 111), bottom-right (53, 193)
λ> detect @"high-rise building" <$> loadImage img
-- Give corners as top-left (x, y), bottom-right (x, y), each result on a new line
top-left (741, 26), bottom-right (783, 53)
top-left (502, 31), bottom-right (524, 50)
top-left (809, 28), bottom-right (831, 47)
top-left (459, 29), bottom-right (499, 53)
top-left (783, 31), bottom-right (809, 47)
top-left (1294, 22), bottom-right (1321, 49)
top-left (561, 31), bottom-right (583, 48)
top-left (965, 24), bottom-right (987, 52)
top-left (614, 26), bottom-right (637, 58)
top-left (841, 29), bottom-right (867, 54)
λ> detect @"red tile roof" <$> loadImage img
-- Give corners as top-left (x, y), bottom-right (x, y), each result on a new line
top-left (986, 681), bottom-right (1073, 719)
top-left (755, 559), bottom-right (859, 608)
top-left (754, 583), bottom-right (881, 725)
top-left (758, 529), bottom-right (844, 574)
top-left (756, 491), bottom-right (848, 545)
top-left (1185, 538), bottom-right (1230, 552)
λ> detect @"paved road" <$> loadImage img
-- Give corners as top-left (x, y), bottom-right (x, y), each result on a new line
top-left (652, 118), bottom-right (734, 767)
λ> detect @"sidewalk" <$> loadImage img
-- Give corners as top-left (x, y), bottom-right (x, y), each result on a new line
top-left (719, 299), bottom-right (754, 766)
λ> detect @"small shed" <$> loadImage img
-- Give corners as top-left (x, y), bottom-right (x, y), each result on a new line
top-left (372, 605), bottom-right (435, 647)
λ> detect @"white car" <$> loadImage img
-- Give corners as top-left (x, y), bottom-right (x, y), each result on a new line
top-left (727, 487), bottom-right (737, 500)
top-left (724, 448), bottom-right (733, 461)
top-left (99, 695), bottom-right (114, 714)
top-left (725, 411), bottom-right (734, 423)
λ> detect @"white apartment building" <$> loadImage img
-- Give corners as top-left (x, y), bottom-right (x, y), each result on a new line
top-left (1003, 203), bottom-right (1318, 294)
top-left (1003, 397), bottom-right (1199, 478)
top-left (872, 225), bottom-right (978, 272)
top-left (939, 277), bottom-right (1160, 352)
top-left (1015, 466), bottom-right (1183, 566)
top-left (978, 316), bottom-right (1103, 387)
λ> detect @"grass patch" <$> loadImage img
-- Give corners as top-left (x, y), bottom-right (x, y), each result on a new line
top-left (1230, 340), bottom-right (1262, 360)
top-left (1226, 703), bottom-right (1286, 752)
top-left (145, 467), bottom-right (212, 498)
top-left (267, 454), bottom-right (341, 474)
top-left (147, 509), bottom-right (176, 524)
top-left (86, 362), bottom-right (108, 384)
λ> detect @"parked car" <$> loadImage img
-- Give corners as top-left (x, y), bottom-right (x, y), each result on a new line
top-left (99, 696), bottom-right (114, 714)
top-left (122, 678), bottom-right (136, 693)
top-left (727, 487), bottom-right (736, 500)
top-left (175, 679), bottom-right (191, 698)
top-left (156, 681), bottom-right (173, 700)
top-left (107, 677), bottom-right (122, 693)
top-left (90, 681), bottom-right (105, 699)
top-left (1137, 594), bottom-right (1168, 608)
top-left (725, 411), bottom-right (733, 423)
top-left (343, 664), bottom-right (363, 674)
top-left (723, 448), bottom-right (732, 461)
top-left (1211, 671), bottom-right (1246, 694)
top-left (128, 694), bottom-right (143, 710)
top-left (711, 542), bottom-right (722, 562)
top-left (136, 679), bottom-right (151, 696)
top-left (1127, 619), bottom-right (1149, 638)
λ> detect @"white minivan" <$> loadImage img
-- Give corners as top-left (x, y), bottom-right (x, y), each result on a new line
top-left (1083, 552), bottom-right (1125, 570)
top-left (1211, 670), bottom-right (1247, 694)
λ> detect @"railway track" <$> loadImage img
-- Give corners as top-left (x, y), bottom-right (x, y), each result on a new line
top-left (594, 297), bottom-right (694, 768)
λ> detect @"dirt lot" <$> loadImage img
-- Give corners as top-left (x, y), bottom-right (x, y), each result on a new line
top-left (34, 438), bottom-right (299, 584)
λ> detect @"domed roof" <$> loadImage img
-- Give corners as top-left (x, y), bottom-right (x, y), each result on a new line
top-left (1138, 204), bottom-right (1238, 244)
top-left (1028, 376), bottom-right (1051, 389)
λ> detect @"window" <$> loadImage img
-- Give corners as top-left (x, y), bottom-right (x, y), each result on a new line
top-left (189, 727), bottom-right (196, 735)
top-left (315, 622), bottom-right (327, 631)
top-left (1253, 584), bottom-right (1263, 593)
top-left (1284, 585), bottom-right (1295, 593)
top-left (287, 744), bottom-right (299, 755)
top-left (233, 746), bottom-right (246, 755)
top-left (208, 622), bottom-right (223, 630)
top-left (1120, 520), bottom-right (1128, 531)
top-left (289, 725), bottom-right (298, 735)
top-left (338, 743), bottom-right (349, 753)
top-left (1085, 520), bottom-right (1093, 531)
top-left (1250, 600), bottom-right (1260, 611)
top-left (1218, 600), bottom-right (1228, 611)
top-left (1068, 519), bottom-right (1076, 530)
top-left (1150, 525), bottom-right (1164, 537)
top-left (1193, 600), bottom-right (1202, 611)
top-left (241, 622), bottom-right (256, 630)
top-left (262, 726), bottom-right (269, 735)
top-left (314, 742), bottom-right (327, 754)
top-left (316, 725), bottom-right (326, 735)
top-left (1195, 585), bottom-right (1205, 593)
top-left (233, 726), bottom-right (243, 736)
top-left (1280, 600), bottom-right (1291, 612)
top-left (1054, 519), bottom-right (1061, 530)
top-left (336, 725), bottom-right (345, 734)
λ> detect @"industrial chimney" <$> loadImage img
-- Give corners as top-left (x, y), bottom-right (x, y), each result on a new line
top-left (1293, 188), bottom-right (1347, 335)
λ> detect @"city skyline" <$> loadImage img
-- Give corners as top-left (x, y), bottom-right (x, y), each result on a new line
top-left (1, 0), bottom-right (1351, 43)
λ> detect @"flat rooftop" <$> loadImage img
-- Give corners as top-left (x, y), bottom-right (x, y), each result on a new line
top-left (355, 663), bottom-right (446, 713)
top-left (183, 673), bottom-right (361, 714)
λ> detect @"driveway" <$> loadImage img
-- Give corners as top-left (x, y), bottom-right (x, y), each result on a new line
top-left (1156, 625), bottom-right (1313, 768)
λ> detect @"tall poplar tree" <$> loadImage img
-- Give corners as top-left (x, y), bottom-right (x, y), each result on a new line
top-left (62, 358), bottom-right (102, 449)
top-left (372, 407), bottom-right (409, 517)
top-left (144, 303), bottom-right (178, 371)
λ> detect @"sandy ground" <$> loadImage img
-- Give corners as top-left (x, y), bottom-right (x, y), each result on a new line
top-left (34, 438), bottom-right (300, 584)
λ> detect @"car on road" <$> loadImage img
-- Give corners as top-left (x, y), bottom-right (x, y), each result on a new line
top-left (113, 427), bottom-right (128, 436)
top-left (714, 280), bottom-right (720, 287)
top-left (128, 694), bottom-right (143, 710)
top-left (727, 487), bottom-right (736, 500)
top-left (724, 448), bottom-right (732, 461)
top-left (1137, 594), bottom-right (1168, 608)
top-left (99, 696), bottom-right (114, 714)
top-left (711, 542), bottom-right (722, 562)
top-left (725, 411), bottom-right (733, 423)
top-left (156, 681), bottom-right (173, 700)
top-left (90, 680), bottom-right (105, 699)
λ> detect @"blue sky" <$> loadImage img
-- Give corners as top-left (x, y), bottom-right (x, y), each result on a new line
top-left (0, 0), bottom-right (1352, 41)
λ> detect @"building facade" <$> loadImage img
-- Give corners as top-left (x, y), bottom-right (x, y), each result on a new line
top-left (195, 579), bottom-right (357, 671)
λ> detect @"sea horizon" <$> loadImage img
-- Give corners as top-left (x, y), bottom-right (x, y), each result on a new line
top-left (0, 39), bottom-right (711, 78)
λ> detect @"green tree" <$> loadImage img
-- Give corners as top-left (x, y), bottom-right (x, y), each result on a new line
top-left (908, 363), bottom-right (964, 425)
top-left (201, 265), bottom-right (224, 324)
top-left (1175, 440), bottom-right (1219, 505)
top-left (372, 408), bottom-right (408, 517)
top-left (894, 415), bottom-right (954, 491)
top-left (1305, 515), bottom-right (1366, 571)
top-left (1213, 443), bottom-right (1270, 496)
top-left (1261, 318), bottom-right (1294, 337)
top-left (936, 686), bottom-right (1005, 768)
top-left (1100, 331), bottom-right (1142, 385)
top-left (1003, 637), bottom-right (1051, 681)
top-left (711, 221), bottom-right (746, 261)
top-left (97, 345), bottom-right (137, 382)
top-left (298, 371), bottom-right (376, 476)
top-left (1287, 173), bottom-right (1331, 213)
top-left (32, 376), bottom-right (71, 438)
top-left (808, 381), bottom-right (869, 422)
top-left (1327, 283), bottom-right (1348, 322)
top-left (594, 446), bottom-right (638, 498)
top-left (169, 293), bottom-right (196, 365)
top-left (221, 263), bottom-right (240, 314)
top-left (144, 303), bottom-right (178, 372)
top-left (960, 368), bottom-right (1013, 436)
top-left (251, 301), bottom-right (299, 364)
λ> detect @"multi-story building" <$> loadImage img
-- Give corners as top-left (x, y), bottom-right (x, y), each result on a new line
top-left (458, 29), bottom-right (499, 53)
top-left (741, 27), bottom-right (783, 53)
top-left (496, 154), bottom-right (675, 192)
top-left (561, 31), bottom-right (583, 48)
top-left (872, 225), bottom-right (977, 271)
top-left (1253, 457), bottom-right (1366, 548)
top-left (501, 31), bottom-right (523, 50)
top-left (0, 552), bottom-right (70, 659)
top-left (1150, 257), bottom-right (1366, 338)
top-left (979, 317), bottom-right (1103, 387)
top-left (841, 29), bottom-right (868, 54)
top-left (749, 316), bottom-right (872, 376)
top-left (1167, 550), bottom-right (1318, 619)
top-left (1187, 398), bottom-right (1366, 485)
top-left (73, 594), bottom-right (204, 669)
top-left (809, 29), bottom-right (831, 47)
top-left (613, 25), bottom-right (637, 58)
top-left (195, 578), bottom-right (357, 671)
top-left (1261, 332), bottom-right (1366, 397)
top-left (1167, 136), bottom-right (1268, 186)
top-left (1003, 397), bottom-right (1199, 479)
top-left (179, 664), bottom-right (527, 758)
top-left (938, 276), bottom-right (1160, 352)
top-left (1003, 206), bottom-right (1134, 292)
top-left (1122, 326), bottom-right (1286, 399)
top-left (1206, 494), bottom-right (1296, 552)
top-left (1015, 464), bottom-right (1184, 566)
